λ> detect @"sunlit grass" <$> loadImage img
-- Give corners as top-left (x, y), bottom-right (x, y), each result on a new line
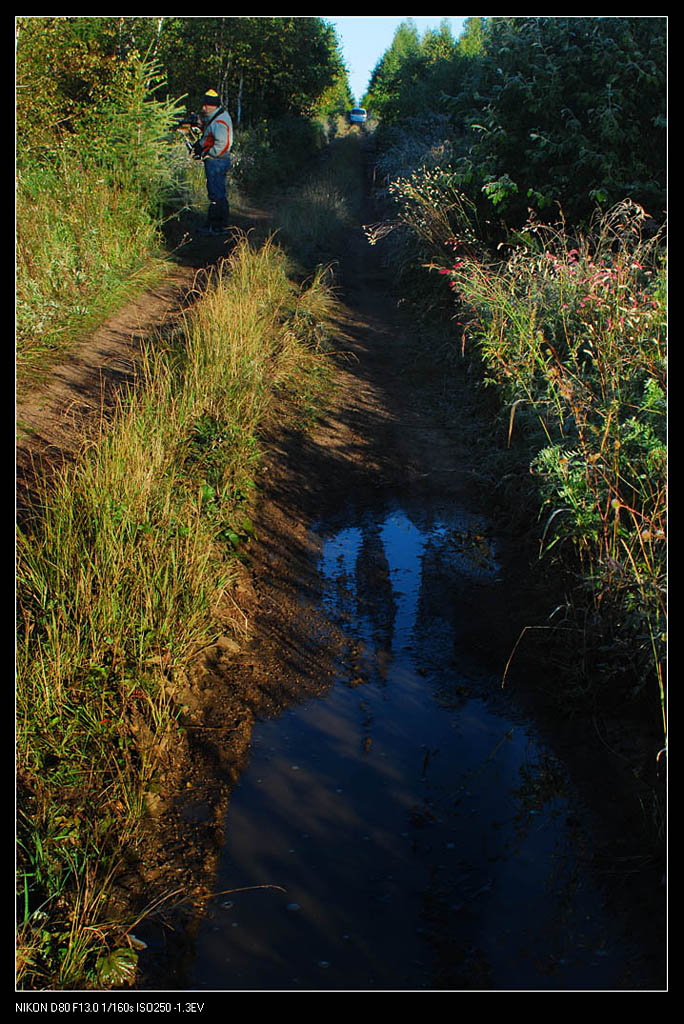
top-left (16, 233), bottom-right (337, 989)
top-left (15, 153), bottom-right (171, 393)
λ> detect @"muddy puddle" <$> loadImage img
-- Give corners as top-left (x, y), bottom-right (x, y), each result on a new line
top-left (186, 500), bottom-right (640, 990)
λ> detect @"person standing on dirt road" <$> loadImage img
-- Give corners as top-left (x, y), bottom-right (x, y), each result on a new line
top-left (193, 89), bottom-right (233, 236)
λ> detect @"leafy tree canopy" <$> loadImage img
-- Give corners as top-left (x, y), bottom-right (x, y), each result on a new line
top-left (366, 15), bottom-right (666, 230)
top-left (148, 16), bottom-right (347, 123)
top-left (363, 18), bottom-right (457, 118)
top-left (16, 16), bottom-right (350, 136)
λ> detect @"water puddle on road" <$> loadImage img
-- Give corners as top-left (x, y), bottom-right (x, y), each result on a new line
top-left (188, 501), bottom-right (632, 990)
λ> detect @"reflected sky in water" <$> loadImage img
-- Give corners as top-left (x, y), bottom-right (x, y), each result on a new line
top-left (189, 502), bottom-right (628, 991)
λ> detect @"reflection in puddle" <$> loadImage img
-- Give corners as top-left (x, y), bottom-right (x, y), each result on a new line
top-left (189, 503), bottom-right (629, 990)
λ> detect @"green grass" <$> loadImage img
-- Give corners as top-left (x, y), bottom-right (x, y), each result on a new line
top-left (16, 157), bottom-right (163, 388)
top-left (271, 129), bottom-right (366, 265)
top-left (16, 233), bottom-right (337, 989)
top-left (15, 51), bottom-right (197, 397)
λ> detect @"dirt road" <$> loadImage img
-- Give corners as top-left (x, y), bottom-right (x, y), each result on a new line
top-left (16, 170), bottom-right (666, 990)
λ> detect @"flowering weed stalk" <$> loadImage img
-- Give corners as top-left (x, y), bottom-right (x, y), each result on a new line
top-left (437, 201), bottom-right (666, 736)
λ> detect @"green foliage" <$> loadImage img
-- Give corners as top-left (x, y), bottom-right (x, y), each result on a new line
top-left (154, 16), bottom-right (346, 125)
top-left (15, 18), bottom-right (351, 381)
top-left (17, 16), bottom-right (348, 133)
top-left (95, 947), bottom-right (138, 987)
top-left (16, 17), bottom-right (124, 141)
top-left (91, 52), bottom-right (186, 210)
top-left (364, 18), bottom-right (457, 122)
top-left (316, 46), bottom-right (355, 121)
top-left (370, 18), bottom-right (667, 723)
top-left (375, 15), bottom-right (667, 718)
top-left (448, 17), bottom-right (667, 229)
top-left (457, 16), bottom-right (487, 58)
top-left (437, 201), bottom-right (666, 721)
top-left (15, 39), bottom-right (192, 387)
top-left (369, 16), bottom-right (666, 235)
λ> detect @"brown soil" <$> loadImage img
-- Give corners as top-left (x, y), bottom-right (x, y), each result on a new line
top-left (16, 165), bottom-right (666, 991)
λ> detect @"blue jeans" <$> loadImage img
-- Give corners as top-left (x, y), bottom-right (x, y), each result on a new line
top-left (204, 155), bottom-right (231, 202)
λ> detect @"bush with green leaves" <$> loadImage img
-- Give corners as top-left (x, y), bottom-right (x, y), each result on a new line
top-left (445, 17), bottom-right (667, 230)
top-left (16, 50), bottom-right (188, 386)
top-left (437, 200), bottom-right (666, 730)
top-left (369, 17), bottom-right (666, 237)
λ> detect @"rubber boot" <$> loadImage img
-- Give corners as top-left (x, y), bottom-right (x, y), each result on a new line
top-left (199, 201), bottom-right (226, 236)
top-left (215, 199), bottom-right (230, 232)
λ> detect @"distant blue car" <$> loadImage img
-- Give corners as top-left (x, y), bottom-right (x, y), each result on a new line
top-left (349, 107), bottom-right (367, 125)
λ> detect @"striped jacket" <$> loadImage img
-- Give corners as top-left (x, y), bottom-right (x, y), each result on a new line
top-left (200, 107), bottom-right (233, 158)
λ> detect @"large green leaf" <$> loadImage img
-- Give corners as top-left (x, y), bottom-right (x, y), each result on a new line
top-left (95, 946), bottom-right (138, 987)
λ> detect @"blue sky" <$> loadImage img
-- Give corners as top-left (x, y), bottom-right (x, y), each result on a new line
top-left (324, 16), bottom-right (469, 103)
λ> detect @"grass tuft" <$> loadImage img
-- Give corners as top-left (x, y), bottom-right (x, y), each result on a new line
top-left (16, 232), bottom-right (337, 989)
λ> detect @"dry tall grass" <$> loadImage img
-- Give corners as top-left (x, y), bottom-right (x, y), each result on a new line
top-left (16, 233), bottom-right (337, 988)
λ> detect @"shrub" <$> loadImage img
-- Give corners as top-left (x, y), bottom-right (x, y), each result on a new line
top-left (438, 200), bottom-right (666, 729)
top-left (16, 52), bottom-right (187, 388)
